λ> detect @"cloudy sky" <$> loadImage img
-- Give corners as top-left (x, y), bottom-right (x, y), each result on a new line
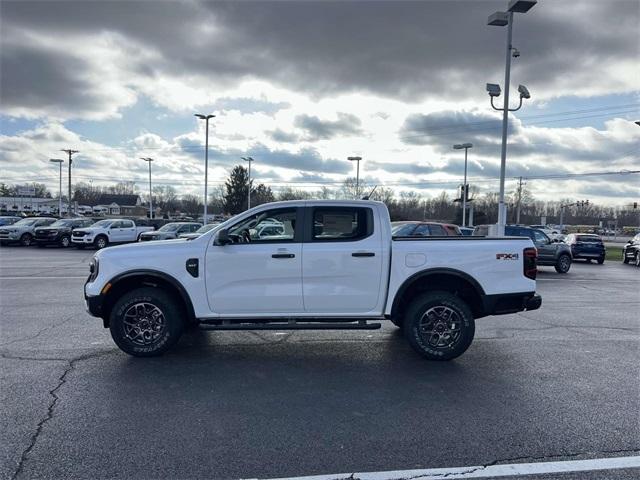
top-left (1, 0), bottom-right (639, 205)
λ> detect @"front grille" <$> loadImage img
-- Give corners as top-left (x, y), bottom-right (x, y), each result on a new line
top-left (0, 232), bottom-right (11, 239)
top-left (73, 231), bottom-right (87, 237)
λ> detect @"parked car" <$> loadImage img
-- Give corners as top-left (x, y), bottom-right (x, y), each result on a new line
top-left (179, 223), bottom-right (220, 240)
top-left (622, 233), bottom-right (640, 266)
top-left (391, 221), bottom-right (461, 237)
top-left (474, 224), bottom-right (573, 273)
top-left (530, 225), bottom-right (564, 241)
top-left (139, 222), bottom-right (202, 242)
top-left (0, 216), bottom-right (21, 227)
top-left (35, 218), bottom-right (95, 248)
top-left (84, 200), bottom-right (541, 359)
top-left (0, 217), bottom-right (57, 246)
top-left (564, 234), bottom-right (606, 264)
top-left (72, 219), bottom-right (154, 249)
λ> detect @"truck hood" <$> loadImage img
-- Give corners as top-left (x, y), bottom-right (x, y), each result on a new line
top-left (140, 231), bottom-right (172, 238)
top-left (36, 226), bottom-right (71, 232)
top-left (94, 237), bottom-right (192, 261)
top-left (74, 227), bottom-right (103, 234)
top-left (0, 225), bottom-right (29, 232)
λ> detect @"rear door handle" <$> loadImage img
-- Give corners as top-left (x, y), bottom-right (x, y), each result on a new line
top-left (272, 253), bottom-right (295, 259)
top-left (352, 252), bottom-right (375, 257)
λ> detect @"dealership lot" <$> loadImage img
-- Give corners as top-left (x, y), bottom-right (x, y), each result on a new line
top-left (1, 247), bottom-right (638, 479)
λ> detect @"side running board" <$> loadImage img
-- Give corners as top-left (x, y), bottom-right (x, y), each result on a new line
top-left (197, 319), bottom-right (382, 331)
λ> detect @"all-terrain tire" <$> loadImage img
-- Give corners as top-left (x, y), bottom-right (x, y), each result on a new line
top-left (109, 287), bottom-right (185, 357)
top-left (403, 291), bottom-right (475, 361)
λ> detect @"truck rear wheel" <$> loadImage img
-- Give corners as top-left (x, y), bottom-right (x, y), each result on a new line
top-left (403, 291), bottom-right (475, 361)
top-left (109, 287), bottom-right (185, 357)
top-left (555, 254), bottom-right (571, 273)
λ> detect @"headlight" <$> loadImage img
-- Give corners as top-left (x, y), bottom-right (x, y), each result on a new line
top-left (88, 257), bottom-right (99, 281)
top-left (49, 230), bottom-right (58, 235)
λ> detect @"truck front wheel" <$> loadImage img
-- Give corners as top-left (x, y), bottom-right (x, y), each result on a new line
top-left (403, 291), bottom-right (475, 361)
top-left (94, 235), bottom-right (108, 249)
top-left (109, 287), bottom-right (185, 357)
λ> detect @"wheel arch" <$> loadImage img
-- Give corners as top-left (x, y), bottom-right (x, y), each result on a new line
top-left (101, 269), bottom-right (196, 327)
top-left (390, 268), bottom-right (487, 323)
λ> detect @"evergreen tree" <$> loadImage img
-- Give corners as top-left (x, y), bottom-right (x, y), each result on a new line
top-left (223, 165), bottom-right (250, 214)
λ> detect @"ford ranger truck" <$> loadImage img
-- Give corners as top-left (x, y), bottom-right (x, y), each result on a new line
top-left (72, 219), bottom-right (154, 249)
top-left (84, 200), bottom-right (541, 360)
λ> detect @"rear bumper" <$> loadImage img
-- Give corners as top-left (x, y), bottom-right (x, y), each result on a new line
top-left (482, 292), bottom-right (542, 316)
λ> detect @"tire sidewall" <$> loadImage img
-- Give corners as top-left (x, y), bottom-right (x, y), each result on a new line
top-left (109, 288), bottom-right (183, 357)
top-left (94, 236), bottom-right (108, 249)
top-left (555, 254), bottom-right (571, 273)
top-left (403, 292), bottom-right (475, 361)
top-left (20, 233), bottom-right (32, 246)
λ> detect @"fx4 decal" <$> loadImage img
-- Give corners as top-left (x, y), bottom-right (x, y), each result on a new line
top-left (496, 253), bottom-right (519, 260)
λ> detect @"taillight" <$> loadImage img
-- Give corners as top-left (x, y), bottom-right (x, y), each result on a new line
top-left (523, 247), bottom-right (537, 280)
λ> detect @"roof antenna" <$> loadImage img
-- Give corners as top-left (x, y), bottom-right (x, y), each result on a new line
top-left (362, 185), bottom-right (378, 200)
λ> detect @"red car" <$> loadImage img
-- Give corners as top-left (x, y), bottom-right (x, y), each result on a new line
top-left (391, 221), bottom-right (461, 237)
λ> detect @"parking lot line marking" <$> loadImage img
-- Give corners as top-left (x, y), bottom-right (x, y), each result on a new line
top-left (0, 276), bottom-right (87, 280)
top-left (266, 455), bottom-right (640, 480)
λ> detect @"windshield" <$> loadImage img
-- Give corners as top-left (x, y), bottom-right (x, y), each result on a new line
top-left (91, 220), bottom-right (112, 228)
top-left (196, 224), bottom-right (217, 233)
top-left (159, 223), bottom-right (181, 232)
top-left (13, 219), bottom-right (37, 226)
top-left (391, 223), bottom-right (416, 236)
top-left (50, 220), bottom-right (73, 227)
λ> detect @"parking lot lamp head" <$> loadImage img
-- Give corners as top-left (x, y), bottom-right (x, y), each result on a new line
top-left (486, 0), bottom-right (536, 236)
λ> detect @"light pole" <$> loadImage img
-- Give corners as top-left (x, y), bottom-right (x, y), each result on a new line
top-left (49, 159), bottom-right (64, 217)
top-left (140, 157), bottom-right (154, 219)
top-left (195, 113), bottom-right (215, 222)
top-left (453, 143), bottom-right (473, 227)
top-left (347, 156), bottom-right (362, 198)
top-left (61, 149), bottom-right (78, 217)
top-left (241, 156), bottom-right (254, 210)
top-left (487, 0), bottom-right (536, 235)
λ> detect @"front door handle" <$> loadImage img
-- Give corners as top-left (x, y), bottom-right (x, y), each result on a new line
top-left (272, 253), bottom-right (295, 259)
top-left (352, 252), bottom-right (375, 257)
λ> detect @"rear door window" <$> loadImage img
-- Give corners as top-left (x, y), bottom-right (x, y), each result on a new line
top-left (413, 224), bottom-right (431, 236)
top-left (428, 224), bottom-right (446, 236)
top-left (312, 207), bottom-right (372, 241)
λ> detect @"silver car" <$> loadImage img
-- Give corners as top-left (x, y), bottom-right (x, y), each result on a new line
top-left (0, 217), bottom-right (57, 246)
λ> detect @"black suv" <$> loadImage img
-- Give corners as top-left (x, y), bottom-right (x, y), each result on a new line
top-left (474, 224), bottom-right (573, 273)
top-left (35, 218), bottom-right (95, 247)
top-left (622, 233), bottom-right (640, 267)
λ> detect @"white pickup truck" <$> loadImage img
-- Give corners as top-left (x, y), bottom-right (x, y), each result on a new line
top-left (84, 200), bottom-right (541, 360)
top-left (72, 219), bottom-right (154, 249)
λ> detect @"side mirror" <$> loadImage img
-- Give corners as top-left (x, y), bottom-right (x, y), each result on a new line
top-left (214, 228), bottom-right (230, 246)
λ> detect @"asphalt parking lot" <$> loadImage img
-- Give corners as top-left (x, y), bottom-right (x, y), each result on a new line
top-left (1, 246), bottom-right (638, 480)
